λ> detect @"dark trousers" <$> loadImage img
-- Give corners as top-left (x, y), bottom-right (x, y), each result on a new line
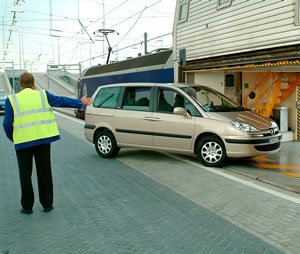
top-left (16, 143), bottom-right (53, 210)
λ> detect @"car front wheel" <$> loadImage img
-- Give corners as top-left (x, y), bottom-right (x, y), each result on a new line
top-left (95, 130), bottom-right (120, 158)
top-left (196, 136), bottom-right (227, 167)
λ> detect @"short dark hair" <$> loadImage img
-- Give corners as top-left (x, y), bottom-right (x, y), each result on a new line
top-left (20, 72), bottom-right (34, 87)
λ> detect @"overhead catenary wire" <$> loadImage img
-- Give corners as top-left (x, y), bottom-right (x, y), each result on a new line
top-left (112, 6), bottom-right (146, 49)
top-left (68, 41), bottom-right (80, 64)
top-left (79, 32), bottom-right (171, 64)
top-left (38, 32), bottom-right (172, 69)
top-left (8, 28), bottom-right (91, 41)
top-left (58, 0), bottom-right (162, 65)
top-left (10, 11), bottom-right (166, 62)
top-left (13, 1), bottom-right (163, 56)
top-left (83, 0), bottom-right (130, 30)
top-left (0, 1), bottom-right (172, 23)
top-left (2, 15), bottom-right (173, 23)
top-left (5, 0), bottom-right (22, 47)
top-left (0, 3), bottom-right (75, 20)
top-left (1, 0), bottom-right (174, 69)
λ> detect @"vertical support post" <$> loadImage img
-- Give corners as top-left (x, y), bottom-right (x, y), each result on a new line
top-left (144, 32), bottom-right (148, 55)
top-left (49, 0), bottom-right (52, 34)
top-left (12, 61), bottom-right (15, 94)
top-left (102, 0), bottom-right (105, 60)
top-left (178, 65), bottom-right (185, 83)
top-left (89, 42), bottom-right (92, 66)
top-left (2, 16), bottom-right (4, 69)
top-left (57, 38), bottom-right (60, 65)
top-left (78, 63), bottom-right (81, 96)
top-left (297, 85), bottom-right (300, 141)
top-left (21, 32), bottom-right (24, 69)
top-left (47, 64), bottom-right (50, 90)
top-left (19, 32), bottom-right (21, 69)
top-left (49, 0), bottom-right (55, 63)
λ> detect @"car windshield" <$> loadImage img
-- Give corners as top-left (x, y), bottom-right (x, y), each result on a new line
top-left (180, 86), bottom-right (248, 112)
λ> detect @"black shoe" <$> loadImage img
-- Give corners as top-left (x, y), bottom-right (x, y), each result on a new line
top-left (21, 208), bottom-right (33, 214)
top-left (44, 206), bottom-right (53, 212)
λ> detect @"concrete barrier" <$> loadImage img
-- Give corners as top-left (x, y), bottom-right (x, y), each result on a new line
top-left (45, 73), bottom-right (75, 94)
top-left (0, 72), bottom-right (13, 93)
top-left (4, 72), bottom-right (13, 93)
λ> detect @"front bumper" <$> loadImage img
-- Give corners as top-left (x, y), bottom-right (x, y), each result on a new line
top-left (224, 134), bottom-right (282, 158)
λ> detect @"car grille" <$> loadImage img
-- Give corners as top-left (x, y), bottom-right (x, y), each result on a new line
top-left (254, 142), bottom-right (280, 151)
top-left (262, 130), bottom-right (280, 137)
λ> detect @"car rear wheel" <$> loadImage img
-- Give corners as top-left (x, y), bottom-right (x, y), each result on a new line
top-left (196, 136), bottom-right (227, 167)
top-left (95, 130), bottom-right (120, 158)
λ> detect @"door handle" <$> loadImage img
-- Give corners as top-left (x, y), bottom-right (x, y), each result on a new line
top-left (143, 117), bottom-right (161, 121)
top-left (151, 117), bottom-right (161, 121)
top-left (143, 117), bottom-right (153, 121)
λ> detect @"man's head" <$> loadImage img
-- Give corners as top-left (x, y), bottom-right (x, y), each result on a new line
top-left (19, 72), bottom-right (35, 89)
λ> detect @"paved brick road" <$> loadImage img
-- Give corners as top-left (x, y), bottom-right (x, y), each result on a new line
top-left (0, 114), bottom-right (290, 253)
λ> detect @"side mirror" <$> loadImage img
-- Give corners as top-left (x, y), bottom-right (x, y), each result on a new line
top-left (173, 107), bottom-right (192, 119)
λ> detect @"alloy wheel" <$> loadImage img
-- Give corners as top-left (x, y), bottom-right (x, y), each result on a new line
top-left (201, 141), bottom-right (223, 164)
top-left (97, 135), bottom-right (112, 154)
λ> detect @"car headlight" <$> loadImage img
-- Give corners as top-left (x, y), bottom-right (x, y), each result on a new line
top-left (272, 121), bottom-right (279, 129)
top-left (231, 121), bottom-right (258, 132)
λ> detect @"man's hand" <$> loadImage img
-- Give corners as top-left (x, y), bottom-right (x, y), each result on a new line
top-left (81, 96), bottom-right (93, 105)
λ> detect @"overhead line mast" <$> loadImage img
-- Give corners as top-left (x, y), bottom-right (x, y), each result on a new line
top-left (6, 0), bottom-right (23, 48)
top-left (102, 0), bottom-right (105, 61)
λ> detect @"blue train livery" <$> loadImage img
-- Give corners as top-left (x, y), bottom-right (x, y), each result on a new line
top-left (76, 49), bottom-right (174, 118)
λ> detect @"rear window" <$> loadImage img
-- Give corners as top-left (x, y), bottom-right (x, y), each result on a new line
top-left (122, 87), bottom-right (151, 111)
top-left (93, 87), bottom-right (121, 108)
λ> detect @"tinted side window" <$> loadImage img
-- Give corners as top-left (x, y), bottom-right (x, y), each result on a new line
top-left (185, 99), bottom-right (201, 117)
top-left (122, 87), bottom-right (151, 111)
top-left (93, 87), bottom-right (121, 108)
top-left (158, 89), bottom-right (175, 113)
top-left (158, 88), bottom-right (201, 116)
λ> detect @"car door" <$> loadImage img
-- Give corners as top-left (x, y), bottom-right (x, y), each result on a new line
top-left (152, 87), bottom-right (196, 150)
top-left (114, 86), bottom-right (154, 146)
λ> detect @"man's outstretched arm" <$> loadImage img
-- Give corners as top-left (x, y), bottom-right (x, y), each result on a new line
top-left (46, 91), bottom-right (93, 108)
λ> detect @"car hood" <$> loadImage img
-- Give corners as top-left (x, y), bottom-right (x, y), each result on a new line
top-left (205, 110), bottom-right (273, 130)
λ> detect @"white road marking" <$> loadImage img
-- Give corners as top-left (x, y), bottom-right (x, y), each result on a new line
top-left (57, 112), bottom-right (300, 205)
top-left (166, 153), bottom-right (300, 205)
top-left (55, 111), bottom-right (84, 124)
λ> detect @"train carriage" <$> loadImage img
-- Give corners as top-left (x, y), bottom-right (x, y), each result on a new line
top-left (76, 49), bottom-right (174, 119)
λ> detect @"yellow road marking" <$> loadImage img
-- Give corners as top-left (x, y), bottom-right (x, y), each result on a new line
top-left (249, 156), bottom-right (274, 162)
top-left (250, 163), bottom-right (300, 170)
top-left (281, 172), bottom-right (300, 178)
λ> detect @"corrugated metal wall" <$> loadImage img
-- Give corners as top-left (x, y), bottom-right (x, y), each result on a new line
top-left (175, 0), bottom-right (298, 61)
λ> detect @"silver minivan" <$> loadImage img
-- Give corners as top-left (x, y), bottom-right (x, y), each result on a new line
top-left (84, 83), bottom-right (281, 167)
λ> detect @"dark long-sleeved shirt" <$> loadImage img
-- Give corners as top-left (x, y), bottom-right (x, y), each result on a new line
top-left (3, 89), bottom-right (82, 150)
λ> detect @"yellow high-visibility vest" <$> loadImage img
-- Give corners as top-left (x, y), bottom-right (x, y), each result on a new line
top-left (8, 88), bottom-right (59, 145)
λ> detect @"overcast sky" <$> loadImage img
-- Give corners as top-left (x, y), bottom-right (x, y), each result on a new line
top-left (1, 0), bottom-right (176, 72)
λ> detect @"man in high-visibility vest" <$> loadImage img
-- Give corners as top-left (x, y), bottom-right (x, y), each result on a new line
top-left (2, 72), bottom-right (92, 214)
